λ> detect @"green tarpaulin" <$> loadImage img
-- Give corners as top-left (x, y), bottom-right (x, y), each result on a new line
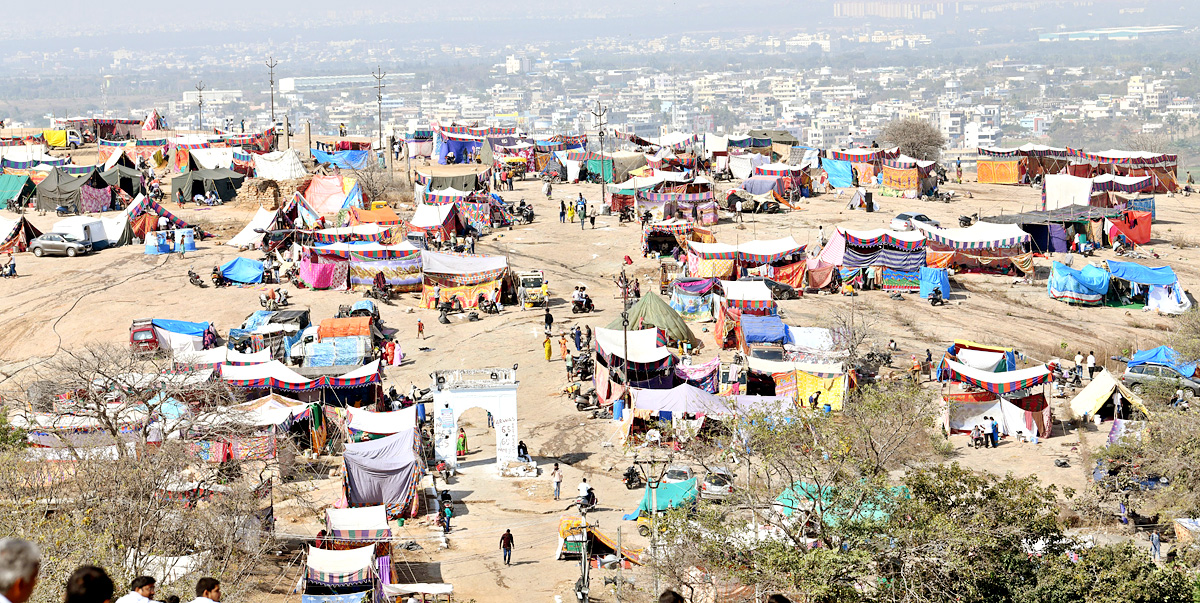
top-left (774, 481), bottom-right (907, 526)
top-left (605, 292), bottom-right (700, 348)
top-left (0, 175), bottom-right (33, 209)
top-left (635, 478), bottom-right (697, 515)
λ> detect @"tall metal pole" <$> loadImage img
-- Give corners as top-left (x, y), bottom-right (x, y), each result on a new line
top-left (591, 100), bottom-right (608, 206)
top-left (615, 526), bottom-right (623, 603)
top-left (195, 81), bottom-right (205, 132)
top-left (266, 55), bottom-right (278, 126)
top-left (373, 66), bottom-right (387, 153)
top-left (620, 265), bottom-right (629, 389)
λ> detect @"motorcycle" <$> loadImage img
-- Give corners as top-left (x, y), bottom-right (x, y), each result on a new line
top-left (572, 489), bottom-right (598, 513)
top-left (211, 270), bottom-right (227, 288)
top-left (279, 265), bottom-right (298, 285)
top-left (574, 386), bottom-right (599, 412)
top-left (571, 297), bottom-right (595, 314)
top-left (619, 206), bottom-right (637, 223)
top-left (570, 354), bottom-right (594, 381)
top-left (623, 466), bottom-right (644, 490)
top-left (712, 168), bottom-right (734, 182)
top-left (439, 297), bottom-right (465, 314)
top-left (928, 286), bottom-right (946, 307)
top-left (187, 271), bottom-right (205, 288)
top-left (55, 205), bottom-right (74, 217)
top-left (259, 289), bottom-right (289, 310)
top-left (367, 284), bottom-right (393, 302)
top-left (476, 293), bottom-right (499, 314)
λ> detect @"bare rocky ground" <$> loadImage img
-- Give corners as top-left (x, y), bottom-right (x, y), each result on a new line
top-left (1, 162), bottom-right (1192, 601)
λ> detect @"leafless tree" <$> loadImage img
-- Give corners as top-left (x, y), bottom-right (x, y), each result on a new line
top-left (880, 117), bottom-right (946, 162)
top-left (1124, 131), bottom-right (1169, 154)
top-left (825, 302), bottom-right (879, 365)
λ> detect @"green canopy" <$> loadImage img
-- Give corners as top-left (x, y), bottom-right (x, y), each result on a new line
top-left (774, 481), bottom-right (908, 526)
top-left (635, 478), bottom-right (698, 515)
top-left (0, 174), bottom-right (34, 209)
top-left (605, 292), bottom-right (699, 348)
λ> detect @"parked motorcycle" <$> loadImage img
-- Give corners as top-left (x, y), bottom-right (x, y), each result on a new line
top-left (259, 289), bottom-right (289, 310)
top-left (187, 270), bottom-right (205, 288)
top-left (928, 286), bottom-right (946, 307)
top-left (623, 466), bottom-right (645, 490)
top-left (574, 386), bottom-right (599, 412)
top-left (211, 268), bottom-right (227, 288)
top-left (619, 206), bottom-right (637, 223)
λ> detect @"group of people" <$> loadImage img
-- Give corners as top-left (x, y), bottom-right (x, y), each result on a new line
top-left (174, 188), bottom-right (222, 207)
top-left (1073, 350), bottom-right (1097, 381)
top-left (970, 417), bottom-right (1001, 448)
top-left (558, 195), bottom-right (596, 229)
top-left (0, 538), bottom-right (223, 603)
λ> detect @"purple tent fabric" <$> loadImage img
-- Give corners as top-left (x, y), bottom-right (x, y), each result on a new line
top-left (675, 357), bottom-right (720, 393)
top-left (632, 383), bottom-right (731, 415)
top-left (1047, 224), bottom-right (1070, 253)
top-left (80, 185), bottom-right (111, 213)
top-left (740, 176), bottom-right (782, 196)
top-left (674, 277), bottom-right (719, 294)
top-left (343, 431), bottom-right (421, 510)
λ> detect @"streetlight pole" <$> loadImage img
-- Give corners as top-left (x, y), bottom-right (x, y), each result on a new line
top-left (195, 81), bottom-right (205, 132)
top-left (633, 456), bottom-right (670, 598)
top-left (373, 66), bottom-right (387, 154)
top-left (590, 100), bottom-right (608, 207)
top-left (265, 55), bottom-right (278, 126)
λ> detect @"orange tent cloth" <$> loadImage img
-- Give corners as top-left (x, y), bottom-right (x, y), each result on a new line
top-left (318, 316), bottom-right (372, 340)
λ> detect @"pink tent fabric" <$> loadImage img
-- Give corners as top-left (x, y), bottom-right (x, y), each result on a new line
top-left (300, 260), bottom-right (347, 289)
top-left (305, 176), bottom-right (347, 214)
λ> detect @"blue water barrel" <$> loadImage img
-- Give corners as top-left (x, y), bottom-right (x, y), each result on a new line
top-left (176, 228), bottom-right (196, 251)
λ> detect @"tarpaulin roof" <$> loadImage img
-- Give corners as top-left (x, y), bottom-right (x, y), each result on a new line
top-left (311, 149), bottom-right (371, 170)
top-left (1068, 369), bottom-right (1149, 419)
top-left (150, 319), bottom-right (211, 336)
top-left (305, 175), bottom-right (349, 214)
top-left (420, 249), bottom-right (507, 275)
top-left (1129, 345), bottom-right (1195, 378)
top-left (604, 293), bottom-right (699, 347)
top-left (918, 221), bottom-right (1030, 250)
top-left (594, 328), bottom-right (672, 363)
top-left (634, 477), bottom-right (698, 515)
top-left (220, 257), bottom-right (263, 284)
top-left (0, 174), bottom-right (33, 204)
top-left (1107, 260), bottom-right (1178, 286)
top-left (347, 207), bottom-right (401, 226)
top-left (342, 430), bottom-right (422, 508)
top-left (346, 406), bottom-right (417, 435)
top-left (318, 316), bottom-right (374, 340)
top-left (984, 204), bottom-right (1125, 225)
top-left (719, 280), bottom-right (773, 302)
top-left (746, 356), bottom-right (844, 377)
top-left (937, 358), bottom-right (1050, 394)
top-left (1048, 261), bottom-right (1109, 305)
top-left (409, 203), bottom-right (456, 229)
top-left (631, 385), bottom-right (730, 415)
top-left (741, 315), bottom-right (793, 345)
top-left (1044, 174), bottom-right (1094, 210)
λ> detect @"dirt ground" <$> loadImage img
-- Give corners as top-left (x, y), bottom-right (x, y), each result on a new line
top-left (0, 162), bottom-right (1191, 601)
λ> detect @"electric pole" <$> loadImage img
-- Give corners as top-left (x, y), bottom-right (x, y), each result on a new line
top-left (373, 66), bottom-right (387, 154)
top-left (195, 81), bottom-right (205, 132)
top-left (266, 55), bottom-right (278, 126)
top-left (590, 100), bottom-right (608, 203)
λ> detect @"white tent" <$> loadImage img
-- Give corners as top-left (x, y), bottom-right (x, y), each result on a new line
top-left (189, 148), bottom-right (235, 170)
top-left (226, 207), bottom-right (277, 248)
top-left (326, 505), bottom-right (390, 534)
top-left (409, 203), bottom-right (456, 230)
top-left (594, 327), bottom-right (671, 362)
top-left (253, 149), bottom-right (308, 180)
top-left (52, 217), bottom-right (108, 248)
top-left (1044, 174), bottom-right (1094, 210)
top-left (346, 406), bottom-right (417, 435)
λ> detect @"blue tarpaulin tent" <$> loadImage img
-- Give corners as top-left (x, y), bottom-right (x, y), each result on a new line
top-left (151, 319), bottom-right (211, 336)
top-left (1107, 261), bottom-right (1178, 286)
top-left (310, 149), bottom-right (371, 170)
top-left (919, 267), bottom-right (950, 300)
top-left (221, 257), bottom-right (264, 284)
top-left (1129, 345), bottom-right (1196, 378)
top-left (822, 158), bottom-right (854, 188)
top-left (1047, 262), bottom-right (1109, 306)
top-left (741, 315), bottom-right (794, 345)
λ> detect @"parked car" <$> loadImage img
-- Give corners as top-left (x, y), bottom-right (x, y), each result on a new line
top-left (30, 233), bottom-right (92, 257)
top-left (890, 212), bottom-right (940, 231)
top-left (661, 464), bottom-right (694, 484)
top-left (700, 467), bottom-right (735, 501)
top-left (1121, 364), bottom-right (1200, 395)
top-left (737, 276), bottom-right (799, 300)
top-left (747, 343), bottom-right (788, 361)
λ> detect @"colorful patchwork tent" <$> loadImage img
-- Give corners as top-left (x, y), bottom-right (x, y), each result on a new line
top-left (1048, 261), bottom-right (1109, 306)
top-left (420, 250), bottom-right (507, 309)
top-left (304, 544), bottom-right (376, 589)
top-left (324, 506), bottom-right (392, 550)
top-left (0, 217), bottom-right (42, 253)
top-left (918, 221), bottom-right (1033, 274)
top-left (818, 228), bottom-right (926, 271)
top-left (668, 278), bottom-right (718, 322)
top-left (747, 357), bottom-right (849, 411)
top-left (937, 358), bottom-right (1050, 394)
top-left (717, 280), bottom-right (775, 316)
top-left (407, 203), bottom-right (458, 241)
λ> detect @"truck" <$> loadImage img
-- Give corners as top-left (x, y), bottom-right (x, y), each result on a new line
top-left (42, 129), bottom-right (83, 150)
top-left (517, 270), bottom-right (547, 309)
top-left (129, 319), bottom-right (159, 353)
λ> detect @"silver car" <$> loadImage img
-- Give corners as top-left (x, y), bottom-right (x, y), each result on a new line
top-left (700, 467), bottom-right (735, 501)
top-left (1121, 364), bottom-right (1200, 396)
top-left (30, 233), bottom-right (91, 257)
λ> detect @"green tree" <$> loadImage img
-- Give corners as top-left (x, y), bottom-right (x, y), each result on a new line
top-left (1022, 542), bottom-right (1190, 603)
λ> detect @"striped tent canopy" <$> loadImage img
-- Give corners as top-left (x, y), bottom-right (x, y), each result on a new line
top-left (325, 506), bottom-right (392, 550)
top-left (938, 358), bottom-right (1050, 394)
top-left (304, 544), bottom-right (376, 586)
top-left (639, 190), bottom-right (714, 202)
top-left (841, 229), bottom-right (926, 251)
top-left (916, 222), bottom-right (1030, 251)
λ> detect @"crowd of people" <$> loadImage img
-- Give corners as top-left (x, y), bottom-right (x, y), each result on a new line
top-left (0, 539), bottom-right (222, 603)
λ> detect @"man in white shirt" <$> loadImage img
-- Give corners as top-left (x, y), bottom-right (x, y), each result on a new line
top-left (157, 215), bottom-right (170, 231)
top-left (1074, 351), bottom-right (1083, 380)
top-left (577, 477), bottom-right (591, 498)
top-left (114, 577), bottom-right (154, 603)
top-left (0, 538), bottom-right (40, 603)
top-left (1086, 351), bottom-right (1096, 380)
top-left (189, 578), bottom-right (221, 603)
top-left (735, 199), bottom-right (744, 223)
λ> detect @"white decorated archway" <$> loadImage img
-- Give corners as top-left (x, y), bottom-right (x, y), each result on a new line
top-left (430, 369), bottom-right (519, 471)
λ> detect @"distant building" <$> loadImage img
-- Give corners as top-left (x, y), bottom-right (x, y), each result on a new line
top-left (964, 122), bottom-right (1001, 149)
top-left (182, 89), bottom-right (242, 104)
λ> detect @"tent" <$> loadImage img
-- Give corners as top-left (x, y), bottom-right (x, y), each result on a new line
top-left (668, 278), bottom-right (718, 322)
top-left (408, 203), bottom-right (457, 240)
top-left (347, 207), bottom-right (401, 226)
top-left (918, 221), bottom-right (1033, 274)
top-left (1128, 345), bottom-right (1195, 379)
top-left (35, 167), bottom-right (93, 212)
top-left (628, 478), bottom-right (698, 518)
top-left (151, 319), bottom-right (217, 352)
top-left (420, 250), bottom-right (508, 309)
top-left (918, 267), bottom-right (950, 300)
top-left (604, 293), bottom-right (699, 348)
top-left (304, 544), bottom-right (376, 588)
top-left (189, 148), bottom-right (235, 170)
top-left (1047, 261), bottom-right (1109, 306)
top-left (0, 217), bottom-right (42, 253)
top-left (742, 314), bottom-right (793, 346)
top-left (977, 158), bottom-right (1021, 184)
top-left (821, 158), bottom-right (855, 188)
top-left (0, 174), bottom-right (34, 208)
top-left (226, 207), bottom-right (277, 248)
top-left (686, 237), bottom-right (805, 280)
top-left (325, 505), bottom-right (392, 549)
top-left (1043, 174), bottom-right (1095, 210)
top-left (220, 257), bottom-right (264, 284)
top-left (718, 280), bottom-right (775, 316)
top-left (171, 165), bottom-right (244, 202)
top-left (937, 358), bottom-right (1050, 394)
top-left (345, 406), bottom-right (417, 438)
top-left (305, 175), bottom-right (351, 214)
top-left (311, 149), bottom-right (372, 170)
top-left (1108, 210), bottom-right (1151, 246)
top-left (774, 481), bottom-right (903, 526)
top-left (631, 385), bottom-right (730, 416)
top-left (818, 228), bottom-right (926, 271)
top-left (100, 162), bottom-right (144, 198)
top-left (254, 149), bottom-right (308, 180)
top-left (943, 390), bottom-right (1050, 438)
top-left (1106, 260), bottom-right (1191, 314)
top-left (342, 431), bottom-right (423, 517)
top-left (1068, 369), bottom-right (1148, 420)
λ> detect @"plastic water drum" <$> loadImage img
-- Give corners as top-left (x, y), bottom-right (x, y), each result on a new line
top-left (176, 228), bottom-right (196, 252)
top-left (613, 399), bottom-right (624, 422)
top-left (146, 231), bottom-right (172, 255)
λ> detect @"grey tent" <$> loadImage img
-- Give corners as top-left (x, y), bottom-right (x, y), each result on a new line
top-left (171, 167), bottom-right (245, 202)
top-left (100, 164), bottom-right (144, 198)
top-left (35, 167), bottom-right (96, 212)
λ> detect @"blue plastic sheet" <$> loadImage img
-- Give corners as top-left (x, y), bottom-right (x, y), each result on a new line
top-left (220, 257), bottom-right (264, 284)
top-left (742, 315), bottom-right (794, 345)
top-left (918, 267), bottom-right (950, 300)
top-left (151, 319), bottom-right (210, 336)
top-left (310, 149), bottom-right (371, 170)
top-left (822, 158), bottom-right (854, 188)
top-left (1130, 346), bottom-right (1196, 378)
top-left (1107, 260), bottom-right (1177, 286)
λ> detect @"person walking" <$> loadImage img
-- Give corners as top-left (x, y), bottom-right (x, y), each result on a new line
top-left (499, 529), bottom-right (514, 566)
top-left (442, 503), bottom-right (453, 533)
top-left (735, 198), bottom-right (744, 223)
top-left (543, 180), bottom-right (552, 199)
top-left (543, 335), bottom-right (552, 362)
top-left (989, 416), bottom-right (1000, 448)
top-left (1087, 351), bottom-right (1096, 380)
top-left (115, 577), bottom-right (156, 603)
top-left (0, 538), bottom-right (41, 603)
top-left (189, 578), bottom-right (221, 603)
top-left (572, 326), bottom-right (582, 351)
top-left (64, 566), bottom-right (113, 603)
top-left (584, 325), bottom-right (592, 349)
top-left (567, 202), bottom-right (576, 223)
top-left (579, 202), bottom-right (587, 231)
top-left (560, 334), bottom-right (569, 361)
top-left (589, 206), bottom-right (596, 229)
top-left (559, 199), bottom-right (566, 223)
top-left (544, 308), bottom-right (554, 335)
top-left (1074, 350), bottom-right (1084, 381)
top-left (551, 463), bottom-right (563, 500)
top-left (1151, 531), bottom-right (1161, 562)
top-left (417, 319), bottom-right (425, 340)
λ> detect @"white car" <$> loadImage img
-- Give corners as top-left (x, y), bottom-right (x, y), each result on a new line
top-left (699, 467), bottom-right (735, 501)
top-left (890, 212), bottom-right (940, 231)
top-left (661, 464), bottom-right (694, 484)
